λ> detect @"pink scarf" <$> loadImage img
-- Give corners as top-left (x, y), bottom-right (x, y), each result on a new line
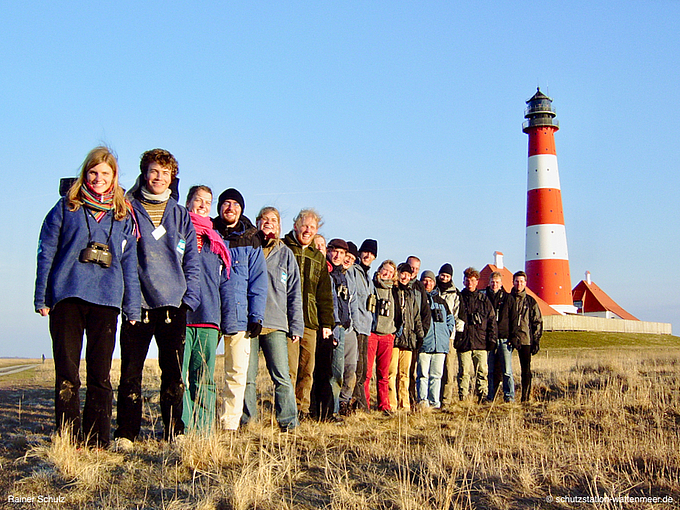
top-left (189, 212), bottom-right (231, 277)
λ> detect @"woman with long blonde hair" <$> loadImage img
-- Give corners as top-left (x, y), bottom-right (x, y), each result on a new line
top-left (34, 146), bottom-right (141, 449)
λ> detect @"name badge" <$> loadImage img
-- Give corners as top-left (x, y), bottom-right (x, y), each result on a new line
top-left (281, 271), bottom-right (288, 284)
top-left (152, 225), bottom-right (166, 240)
top-left (176, 239), bottom-right (186, 255)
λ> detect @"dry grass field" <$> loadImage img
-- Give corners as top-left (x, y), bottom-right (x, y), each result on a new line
top-left (2, 336), bottom-right (680, 509)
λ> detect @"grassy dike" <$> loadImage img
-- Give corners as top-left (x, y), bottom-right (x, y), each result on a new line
top-left (542, 331), bottom-right (680, 349)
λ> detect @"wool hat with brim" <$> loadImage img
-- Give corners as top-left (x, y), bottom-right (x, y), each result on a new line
top-left (328, 238), bottom-right (349, 251)
top-left (358, 239), bottom-right (378, 257)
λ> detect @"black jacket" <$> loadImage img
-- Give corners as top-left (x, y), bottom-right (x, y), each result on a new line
top-left (484, 287), bottom-right (511, 339)
top-left (455, 288), bottom-right (497, 352)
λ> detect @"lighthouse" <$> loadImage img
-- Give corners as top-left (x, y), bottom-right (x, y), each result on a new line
top-left (522, 89), bottom-right (576, 314)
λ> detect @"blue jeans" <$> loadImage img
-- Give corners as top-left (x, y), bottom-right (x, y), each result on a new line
top-left (330, 326), bottom-right (346, 414)
top-left (242, 331), bottom-right (299, 430)
top-left (416, 352), bottom-right (446, 408)
top-left (487, 338), bottom-right (515, 402)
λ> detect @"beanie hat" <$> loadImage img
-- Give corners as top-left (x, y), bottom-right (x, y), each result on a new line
top-left (217, 188), bottom-right (245, 214)
top-left (420, 270), bottom-right (436, 282)
top-left (397, 262), bottom-right (413, 274)
top-left (438, 263), bottom-right (454, 276)
top-left (359, 239), bottom-right (378, 257)
top-left (346, 241), bottom-right (359, 259)
top-left (328, 238), bottom-right (349, 251)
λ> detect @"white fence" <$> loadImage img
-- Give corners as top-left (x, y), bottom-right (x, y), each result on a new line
top-left (543, 315), bottom-right (672, 335)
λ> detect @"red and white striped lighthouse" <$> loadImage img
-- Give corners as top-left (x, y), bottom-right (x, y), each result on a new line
top-left (522, 89), bottom-right (576, 314)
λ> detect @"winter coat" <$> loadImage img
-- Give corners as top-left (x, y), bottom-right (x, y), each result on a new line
top-left (435, 281), bottom-right (463, 337)
top-left (455, 288), bottom-right (497, 352)
top-left (329, 263), bottom-right (351, 329)
top-left (34, 198), bottom-right (141, 321)
top-left (346, 263), bottom-right (374, 336)
top-left (508, 288), bottom-right (543, 349)
top-left (131, 195), bottom-right (201, 312)
top-left (420, 292), bottom-right (455, 354)
top-left (371, 275), bottom-right (400, 336)
top-left (262, 240), bottom-right (304, 337)
top-left (213, 215), bottom-right (268, 334)
top-left (411, 278), bottom-right (432, 337)
top-left (484, 287), bottom-right (511, 339)
top-left (393, 282), bottom-right (425, 351)
top-left (282, 231), bottom-right (334, 332)
top-left (186, 239), bottom-right (229, 333)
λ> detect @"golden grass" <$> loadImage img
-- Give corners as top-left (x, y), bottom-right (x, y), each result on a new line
top-left (5, 348), bottom-right (680, 509)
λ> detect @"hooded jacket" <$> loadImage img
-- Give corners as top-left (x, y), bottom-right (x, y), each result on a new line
top-left (484, 286), bottom-right (511, 339)
top-left (508, 288), bottom-right (543, 349)
top-left (34, 198), bottom-right (141, 321)
top-left (393, 282), bottom-right (425, 351)
top-left (420, 291), bottom-right (455, 353)
top-left (346, 263), bottom-right (374, 336)
top-left (435, 280), bottom-right (463, 337)
top-left (213, 215), bottom-right (267, 334)
top-left (329, 262), bottom-right (351, 329)
top-left (261, 239), bottom-right (305, 337)
top-left (455, 288), bottom-right (497, 352)
top-left (282, 231), bottom-right (334, 332)
top-left (131, 194), bottom-right (201, 312)
top-left (186, 238), bottom-right (230, 333)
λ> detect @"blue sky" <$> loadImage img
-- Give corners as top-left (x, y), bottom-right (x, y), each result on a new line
top-left (1, 1), bottom-right (679, 358)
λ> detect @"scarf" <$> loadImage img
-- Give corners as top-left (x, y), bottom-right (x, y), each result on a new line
top-left (82, 182), bottom-right (114, 221)
top-left (81, 183), bottom-right (139, 238)
top-left (437, 279), bottom-right (453, 292)
top-left (190, 212), bottom-right (231, 276)
top-left (262, 233), bottom-right (279, 258)
top-left (140, 185), bottom-right (171, 204)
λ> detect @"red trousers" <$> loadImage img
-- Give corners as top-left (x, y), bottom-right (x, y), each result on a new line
top-left (365, 333), bottom-right (394, 411)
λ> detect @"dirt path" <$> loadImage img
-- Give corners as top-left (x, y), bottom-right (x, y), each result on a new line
top-left (0, 364), bottom-right (40, 377)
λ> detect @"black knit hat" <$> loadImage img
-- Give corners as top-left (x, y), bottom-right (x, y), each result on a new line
top-left (397, 262), bottom-right (413, 274)
top-left (358, 238), bottom-right (378, 257)
top-left (217, 188), bottom-right (245, 214)
top-left (346, 241), bottom-right (359, 259)
top-left (439, 263), bottom-right (454, 276)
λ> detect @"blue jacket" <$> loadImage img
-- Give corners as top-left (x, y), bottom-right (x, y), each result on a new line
top-left (262, 240), bottom-right (304, 337)
top-left (213, 216), bottom-right (267, 334)
top-left (346, 263), bottom-right (374, 336)
top-left (34, 198), bottom-right (141, 321)
top-left (186, 239), bottom-right (230, 332)
top-left (420, 292), bottom-right (455, 354)
top-left (131, 195), bottom-right (201, 311)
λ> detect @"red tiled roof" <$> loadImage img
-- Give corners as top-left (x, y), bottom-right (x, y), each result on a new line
top-left (478, 264), bottom-right (561, 316)
top-left (572, 280), bottom-right (638, 321)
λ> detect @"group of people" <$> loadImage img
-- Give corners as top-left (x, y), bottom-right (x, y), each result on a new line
top-left (34, 146), bottom-right (543, 450)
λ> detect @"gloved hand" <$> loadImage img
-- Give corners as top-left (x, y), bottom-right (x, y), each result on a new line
top-left (246, 322), bottom-right (262, 338)
top-left (530, 341), bottom-right (540, 355)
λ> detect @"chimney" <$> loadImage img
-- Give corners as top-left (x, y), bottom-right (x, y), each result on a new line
top-left (494, 251), bottom-right (504, 269)
top-left (585, 271), bottom-right (591, 285)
